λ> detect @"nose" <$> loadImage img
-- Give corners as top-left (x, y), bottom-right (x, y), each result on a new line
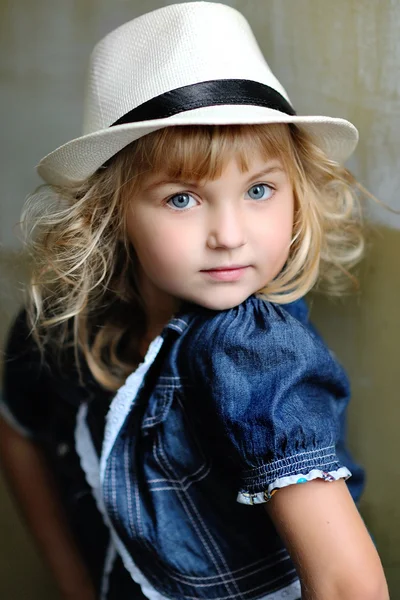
top-left (206, 204), bottom-right (247, 250)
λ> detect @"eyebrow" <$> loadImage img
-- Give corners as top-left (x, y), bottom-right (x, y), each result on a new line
top-left (246, 165), bottom-right (285, 182)
top-left (142, 163), bottom-right (285, 192)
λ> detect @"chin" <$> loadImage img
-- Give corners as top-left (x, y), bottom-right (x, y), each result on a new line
top-left (189, 289), bottom-right (254, 312)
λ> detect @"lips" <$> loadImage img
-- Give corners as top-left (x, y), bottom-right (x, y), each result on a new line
top-left (201, 265), bottom-right (249, 282)
top-left (203, 265), bottom-right (247, 271)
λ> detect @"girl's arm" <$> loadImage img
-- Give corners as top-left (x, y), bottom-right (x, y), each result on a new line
top-left (0, 415), bottom-right (96, 600)
top-left (265, 478), bottom-right (389, 600)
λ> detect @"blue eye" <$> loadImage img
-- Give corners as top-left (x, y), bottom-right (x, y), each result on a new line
top-left (247, 184), bottom-right (273, 201)
top-left (167, 193), bottom-right (197, 210)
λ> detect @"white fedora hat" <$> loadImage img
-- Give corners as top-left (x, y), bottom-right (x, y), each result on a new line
top-left (37, 1), bottom-right (359, 187)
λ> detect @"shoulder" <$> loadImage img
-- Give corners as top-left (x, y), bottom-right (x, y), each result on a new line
top-left (3, 308), bottom-right (105, 405)
top-left (174, 298), bottom-right (351, 484)
top-left (177, 295), bottom-right (348, 391)
top-left (180, 295), bottom-right (318, 358)
top-left (4, 309), bottom-right (47, 380)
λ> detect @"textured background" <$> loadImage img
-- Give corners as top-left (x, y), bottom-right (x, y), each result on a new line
top-left (1, 0), bottom-right (399, 597)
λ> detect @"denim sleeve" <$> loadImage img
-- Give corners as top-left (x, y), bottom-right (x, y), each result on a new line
top-left (183, 297), bottom-right (352, 505)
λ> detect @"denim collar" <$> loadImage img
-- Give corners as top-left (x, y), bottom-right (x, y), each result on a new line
top-left (162, 300), bottom-right (206, 336)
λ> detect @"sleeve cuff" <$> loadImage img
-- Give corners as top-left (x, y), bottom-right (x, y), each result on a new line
top-left (237, 445), bottom-right (352, 505)
top-left (237, 466), bottom-right (352, 505)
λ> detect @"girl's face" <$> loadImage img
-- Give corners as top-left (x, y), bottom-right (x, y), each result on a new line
top-left (126, 151), bottom-right (294, 313)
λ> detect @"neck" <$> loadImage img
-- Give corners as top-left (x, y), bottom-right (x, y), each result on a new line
top-left (138, 282), bottom-right (180, 341)
top-left (139, 300), bottom-right (177, 359)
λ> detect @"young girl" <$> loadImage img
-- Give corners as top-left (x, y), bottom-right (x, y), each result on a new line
top-left (0, 2), bottom-right (389, 599)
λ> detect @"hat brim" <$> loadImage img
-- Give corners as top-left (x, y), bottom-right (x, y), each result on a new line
top-left (37, 105), bottom-right (358, 187)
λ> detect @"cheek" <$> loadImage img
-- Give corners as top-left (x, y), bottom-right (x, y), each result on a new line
top-left (277, 213), bottom-right (294, 250)
top-left (258, 196), bottom-right (294, 255)
top-left (261, 229), bottom-right (292, 268)
top-left (128, 217), bottom-right (192, 274)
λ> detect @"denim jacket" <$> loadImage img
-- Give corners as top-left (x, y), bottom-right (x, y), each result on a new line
top-left (1, 297), bottom-right (365, 599)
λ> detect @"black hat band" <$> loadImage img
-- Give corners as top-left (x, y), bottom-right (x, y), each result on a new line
top-left (110, 79), bottom-right (296, 127)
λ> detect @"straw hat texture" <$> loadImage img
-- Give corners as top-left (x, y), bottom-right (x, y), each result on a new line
top-left (37, 1), bottom-right (358, 187)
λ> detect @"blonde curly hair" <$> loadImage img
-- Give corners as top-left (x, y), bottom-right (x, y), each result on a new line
top-left (22, 123), bottom-right (365, 390)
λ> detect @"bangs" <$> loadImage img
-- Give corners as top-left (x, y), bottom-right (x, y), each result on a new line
top-left (118, 123), bottom-right (298, 186)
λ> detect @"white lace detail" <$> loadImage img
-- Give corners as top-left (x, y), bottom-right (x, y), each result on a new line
top-left (75, 403), bottom-right (104, 511)
top-left (237, 466), bottom-right (352, 505)
top-left (76, 403), bottom-right (119, 598)
top-left (183, 578), bottom-right (301, 600)
top-left (75, 337), bottom-right (169, 599)
top-left (100, 539), bottom-right (117, 600)
top-left (256, 579), bottom-right (301, 599)
top-left (100, 336), bottom-right (164, 485)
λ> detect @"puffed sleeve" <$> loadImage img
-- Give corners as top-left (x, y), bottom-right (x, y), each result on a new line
top-left (180, 296), bottom-right (352, 505)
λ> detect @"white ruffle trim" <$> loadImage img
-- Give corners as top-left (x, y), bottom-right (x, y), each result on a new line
top-left (99, 336), bottom-right (164, 486)
top-left (76, 405), bottom-right (170, 599)
top-left (75, 338), bottom-right (170, 599)
top-left (100, 539), bottom-right (117, 600)
top-left (75, 403), bottom-right (104, 512)
top-left (258, 579), bottom-right (301, 599)
top-left (237, 466), bottom-right (352, 505)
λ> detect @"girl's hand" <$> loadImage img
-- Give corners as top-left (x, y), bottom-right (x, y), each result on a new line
top-left (265, 478), bottom-right (389, 600)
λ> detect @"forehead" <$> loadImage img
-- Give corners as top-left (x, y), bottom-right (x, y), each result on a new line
top-left (124, 123), bottom-right (296, 192)
top-left (144, 156), bottom-right (286, 189)
top-left (154, 146), bottom-right (286, 182)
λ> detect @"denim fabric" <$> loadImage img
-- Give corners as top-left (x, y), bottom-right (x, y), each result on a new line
top-left (99, 295), bottom-right (364, 598)
top-left (165, 298), bottom-right (363, 501)
top-left (283, 301), bottom-right (365, 503)
top-left (2, 297), bottom-right (365, 599)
